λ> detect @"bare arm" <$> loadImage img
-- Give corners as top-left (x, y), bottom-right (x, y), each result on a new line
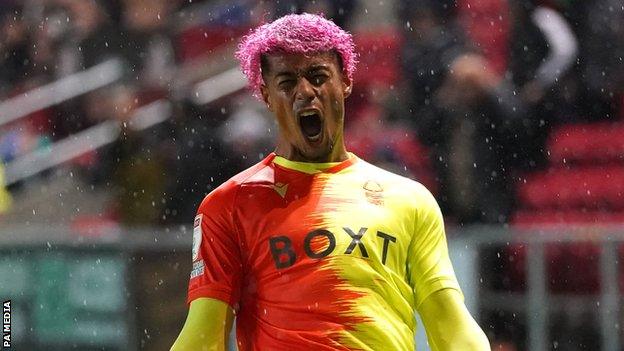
top-left (170, 298), bottom-right (234, 351)
top-left (418, 289), bottom-right (490, 351)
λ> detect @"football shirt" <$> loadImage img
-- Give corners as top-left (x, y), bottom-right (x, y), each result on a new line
top-left (188, 153), bottom-right (461, 350)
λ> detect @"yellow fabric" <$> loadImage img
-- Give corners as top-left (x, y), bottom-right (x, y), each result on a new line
top-left (272, 154), bottom-right (344, 173)
top-left (269, 156), bottom-right (463, 349)
top-left (418, 289), bottom-right (491, 350)
top-left (0, 163), bottom-right (12, 214)
top-left (170, 298), bottom-right (233, 351)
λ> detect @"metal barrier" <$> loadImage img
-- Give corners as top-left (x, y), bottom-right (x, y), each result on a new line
top-left (3, 99), bottom-right (171, 186)
top-left (0, 224), bottom-right (621, 350)
top-left (2, 63), bottom-right (247, 186)
top-left (453, 225), bottom-right (623, 351)
top-left (0, 59), bottom-right (124, 128)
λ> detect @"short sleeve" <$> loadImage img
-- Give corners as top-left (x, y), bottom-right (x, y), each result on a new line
top-left (187, 185), bottom-right (243, 309)
top-left (408, 186), bottom-right (462, 308)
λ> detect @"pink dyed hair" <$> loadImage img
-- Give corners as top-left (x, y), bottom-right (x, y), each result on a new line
top-left (236, 13), bottom-right (357, 98)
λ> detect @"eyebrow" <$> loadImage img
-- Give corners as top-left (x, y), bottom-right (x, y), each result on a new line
top-left (308, 65), bottom-right (331, 72)
top-left (274, 71), bottom-right (295, 80)
top-left (273, 64), bottom-right (331, 80)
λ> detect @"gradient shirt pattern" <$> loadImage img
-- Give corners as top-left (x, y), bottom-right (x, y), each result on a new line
top-left (187, 153), bottom-right (461, 350)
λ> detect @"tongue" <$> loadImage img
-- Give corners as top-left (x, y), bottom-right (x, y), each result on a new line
top-left (300, 114), bottom-right (322, 138)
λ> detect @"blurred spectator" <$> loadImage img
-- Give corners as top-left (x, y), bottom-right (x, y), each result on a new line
top-left (161, 101), bottom-right (244, 224)
top-left (219, 97), bottom-right (275, 167)
top-left (56, 0), bottom-right (123, 75)
top-left (404, 0), bottom-right (578, 223)
top-left (273, 0), bottom-right (359, 29)
top-left (399, 0), bottom-right (465, 136)
top-left (86, 85), bottom-right (169, 225)
top-left (574, 0), bottom-right (624, 121)
top-left (118, 0), bottom-right (176, 88)
top-left (346, 84), bottom-right (438, 192)
top-left (0, 5), bottom-right (30, 90)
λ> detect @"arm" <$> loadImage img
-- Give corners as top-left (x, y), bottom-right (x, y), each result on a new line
top-left (531, 6), bottom-right (578, 89)
top-left (174, 185), bottom-right (242, 350)
top-left (170, 298), bottom-right (234, 351)
top-left (408, 185), bottom-right (489, 350)
top-left (418, 289), bottom-right (490, 351)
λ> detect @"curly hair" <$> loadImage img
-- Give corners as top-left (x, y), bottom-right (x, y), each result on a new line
top-left (235, 13), bottom-right (357, 98)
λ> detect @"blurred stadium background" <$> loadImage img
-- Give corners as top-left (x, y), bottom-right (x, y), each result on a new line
top-left (0, 0), bottom-right (623, 350)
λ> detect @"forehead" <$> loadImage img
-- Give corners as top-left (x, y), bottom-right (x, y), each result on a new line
top-left (263, 51), bottom-right (340, 75)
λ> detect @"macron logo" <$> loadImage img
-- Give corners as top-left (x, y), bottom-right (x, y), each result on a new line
top-left (272, 183), bottom-right (288, 198)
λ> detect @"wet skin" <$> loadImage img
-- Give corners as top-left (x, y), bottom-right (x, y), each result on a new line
top-left (260, 51), bottom-right (352, 163)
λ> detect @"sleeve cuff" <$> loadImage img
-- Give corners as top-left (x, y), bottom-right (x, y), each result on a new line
top-left (415, 277), bottom-right (463, 309)
top-left (187, 286), bottom-right (237, 309)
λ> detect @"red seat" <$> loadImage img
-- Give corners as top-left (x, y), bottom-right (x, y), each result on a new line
top-left (176, 25), bottom-right (249, 62)
top-left (353, 29), bottom-right (402, 87)
top-left (517, 166), bottom-right (624, 210)
top-left (548, 123), bottom-right (624, 165)
top-left (512, 209), bottom-right (624, 225)
top-left (509, 117), bottom-right (624, 295)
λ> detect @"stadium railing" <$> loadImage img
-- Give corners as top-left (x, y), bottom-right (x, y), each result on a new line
top-left (2, 63), bottom-right (246, 187)
top-left (0, 224), bottom-right (621, 350)
top-left (0, 58), bottom-right (124, 129)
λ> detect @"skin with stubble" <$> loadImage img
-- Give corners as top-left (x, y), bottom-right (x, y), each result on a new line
top-left (260, 51), bottom-right (352, 163)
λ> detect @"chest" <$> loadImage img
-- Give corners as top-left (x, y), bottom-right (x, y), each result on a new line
top-left (235, 176), bottom-right (413, 278)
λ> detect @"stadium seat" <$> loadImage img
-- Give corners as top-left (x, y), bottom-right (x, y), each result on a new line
top-left (176, 25), bottom-right (248, 62)
top-left (548, 123), bottom-right (624, 165)
top-left (517, 166), bottom-right (624, 210)
top-left (512, 209), bottom-right (624, 225)
top-left (353, 29), bottom-right (402, 87)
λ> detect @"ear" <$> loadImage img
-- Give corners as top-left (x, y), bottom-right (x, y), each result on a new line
top-left (342, 75), bottom-right (353, 99)
top-left (260, 84), bottom-right (273, 111)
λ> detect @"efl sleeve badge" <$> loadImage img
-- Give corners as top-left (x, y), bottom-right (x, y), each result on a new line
top-left (192, 214), bottom-right (203, 261)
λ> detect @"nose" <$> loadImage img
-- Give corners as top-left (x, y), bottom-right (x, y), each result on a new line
top-left (295, 77), bottom-right (315, 103)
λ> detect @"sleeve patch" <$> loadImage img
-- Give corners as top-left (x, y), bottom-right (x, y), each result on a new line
top-left (190, 260), bottom-right (205, 279)
top-left (192, 214), bottom-right (203, 261)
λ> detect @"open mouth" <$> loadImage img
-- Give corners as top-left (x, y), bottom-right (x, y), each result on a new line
top-left (299, 111), bottom-right (323, 141)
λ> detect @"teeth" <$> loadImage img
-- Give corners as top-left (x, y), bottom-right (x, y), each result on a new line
top-left (300, 111), bottom-right (317, 117)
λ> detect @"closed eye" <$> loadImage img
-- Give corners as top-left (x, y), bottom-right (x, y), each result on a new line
top-left (278, 79), bottom-right (295, 89)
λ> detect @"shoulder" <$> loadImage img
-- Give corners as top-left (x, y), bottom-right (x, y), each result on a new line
top-left (356, 158), bottom-right (438, 206)
top-left (197, 157), bottom-right (273, 214)
top-left (355, 158), bottom-right (442, 228)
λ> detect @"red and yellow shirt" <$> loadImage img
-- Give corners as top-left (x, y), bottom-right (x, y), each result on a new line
top-left (188, 153), bottom-right (461, 350)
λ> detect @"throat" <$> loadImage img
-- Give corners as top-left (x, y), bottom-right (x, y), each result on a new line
top-left (274, 133), bottom-right (349, 163)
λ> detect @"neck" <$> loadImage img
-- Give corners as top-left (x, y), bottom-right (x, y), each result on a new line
top-left (274, 134), bottom-right (349, 163)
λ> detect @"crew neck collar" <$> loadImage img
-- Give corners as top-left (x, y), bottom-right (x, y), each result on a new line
top-left (270, 153), bottom-right (357, 174)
